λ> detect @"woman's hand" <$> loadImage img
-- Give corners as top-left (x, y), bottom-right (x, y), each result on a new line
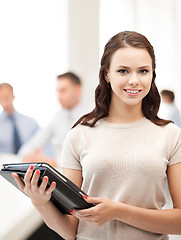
top-left (12, 165), bottom-right (56, 209)
top-left (73, 196), bottom-right (117, 227)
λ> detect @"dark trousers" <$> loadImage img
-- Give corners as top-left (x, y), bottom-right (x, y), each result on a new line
top-left (26, 223), bottom-right (64, 240)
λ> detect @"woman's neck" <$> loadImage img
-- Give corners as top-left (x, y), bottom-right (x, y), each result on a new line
top-left (106, 101), bottom-right (144, 124)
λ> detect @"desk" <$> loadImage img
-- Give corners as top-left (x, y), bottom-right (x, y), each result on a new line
top-left (0, 154), bottom-right (42, 240)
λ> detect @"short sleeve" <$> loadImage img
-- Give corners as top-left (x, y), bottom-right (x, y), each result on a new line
top-left (168, 124), bottom-right (181, 166)
top-left (60, 127), bottom-right (82, 170)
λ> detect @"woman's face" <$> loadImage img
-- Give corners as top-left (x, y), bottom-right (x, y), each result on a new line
top-left (106, 46), bottom-right (153, 108)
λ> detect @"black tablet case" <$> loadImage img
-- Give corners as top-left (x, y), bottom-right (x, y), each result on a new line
top-left (0, 162), bottom-right (93, 215)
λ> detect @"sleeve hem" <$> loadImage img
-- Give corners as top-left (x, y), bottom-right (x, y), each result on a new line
top-left (60, 164), bottom-right (82, 171)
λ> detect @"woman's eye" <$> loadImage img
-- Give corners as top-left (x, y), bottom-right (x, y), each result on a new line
top-left (118, 69), bottom-right (128, 74)
top-left (139, 69), bottom-right (148, 74)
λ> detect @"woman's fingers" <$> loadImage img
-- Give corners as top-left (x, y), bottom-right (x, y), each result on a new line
top-left (39, 176), bottom-right (49, 193)
top-left (24, 165), bottom-right (34, 188)
top-left (45, 181), bottom-right (56, 195)
top-left (31, 170), bottom-right (41, 190)
top-left (12, 166), bottom-right (56, 199)
top-left (12, 172), bottom-right (25, 191)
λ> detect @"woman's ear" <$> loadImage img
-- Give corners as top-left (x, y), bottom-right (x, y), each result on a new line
top-left (104, 70), bottom-right (109, 83)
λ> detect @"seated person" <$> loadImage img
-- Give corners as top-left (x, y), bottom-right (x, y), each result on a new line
top-left (19, 72), bottom-right (91, 167)
top-left (0, 83), bottom-right (39, 154)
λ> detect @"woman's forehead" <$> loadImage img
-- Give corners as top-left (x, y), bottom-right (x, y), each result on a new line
top-left (109, 47), bottom-right (152, 68)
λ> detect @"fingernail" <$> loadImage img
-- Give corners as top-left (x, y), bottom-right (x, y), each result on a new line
top-left (43, 176), bottom-right (48, 181)
top-left (30, 165), bottom-right (34, 170)
top-left (83, 195), bottom-right (88, 199)
top-left (36, 170), bottom-right (40, 175)
top-left (70, 210), bottom-right (74, 214)
top-left (52, 182), bottom-right (56, 187)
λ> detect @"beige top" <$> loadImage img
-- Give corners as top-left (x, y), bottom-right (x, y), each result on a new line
top-left (60, 117), bottom-right (181, 240)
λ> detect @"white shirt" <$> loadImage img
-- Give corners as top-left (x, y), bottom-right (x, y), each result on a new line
top-left (18, 102), bottom-right (91, 161)
top-left (159, 102), bottom-right (181, 128)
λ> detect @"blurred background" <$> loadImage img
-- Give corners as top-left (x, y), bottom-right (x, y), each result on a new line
top-left (0, 0), bottom-right (180, 127)
top-left (0, 1), bottom-right (181, 239)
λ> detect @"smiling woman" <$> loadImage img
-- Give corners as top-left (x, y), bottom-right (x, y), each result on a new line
top-left (75, 31), bottom-right (168, 127)
top-left (104, 47), bottom-right (153, 114)
top-left (13, 31), bottom-right (181, 240)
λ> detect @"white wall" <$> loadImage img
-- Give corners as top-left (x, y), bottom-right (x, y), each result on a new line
top-left (67, 0), bottom-right (100, 107)
top-left (0, 0), bottom-right (68, 127)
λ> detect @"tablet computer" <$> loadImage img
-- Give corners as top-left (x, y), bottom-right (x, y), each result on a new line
top-left (0, 162), bottom-right (94, 215)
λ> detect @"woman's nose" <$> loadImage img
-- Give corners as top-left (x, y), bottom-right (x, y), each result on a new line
top-left (128, 73), bottom-right (139, 86)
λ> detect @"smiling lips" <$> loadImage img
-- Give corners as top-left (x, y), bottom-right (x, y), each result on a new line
top-left (124, 89), bottom-right (142, 96)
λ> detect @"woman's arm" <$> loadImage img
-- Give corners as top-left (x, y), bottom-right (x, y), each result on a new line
top-left (74, 163), bottom-right (181, 235)
top-left (113, 162), bottom-right (181, 234)
top-left (13, 166), bottom-right (82, 240)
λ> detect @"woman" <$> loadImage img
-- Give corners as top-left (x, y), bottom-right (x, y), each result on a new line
top-left (13, 31), bottom-right (181, 240)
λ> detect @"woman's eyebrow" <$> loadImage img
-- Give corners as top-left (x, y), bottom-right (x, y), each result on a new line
top-left (115, 65), bottom-right (151, 69)
top-left (115, 65), bottom-right (130, 69)
top-left (138, 65), bottom-right (151, 69)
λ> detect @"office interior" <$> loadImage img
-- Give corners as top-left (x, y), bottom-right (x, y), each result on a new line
top-left (0, 0), bottom-right (181, 239)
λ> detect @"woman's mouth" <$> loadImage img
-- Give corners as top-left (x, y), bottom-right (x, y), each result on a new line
top-left (124, 89), bottom-right (142, 96)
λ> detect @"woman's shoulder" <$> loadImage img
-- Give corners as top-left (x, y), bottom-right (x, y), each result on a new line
top-left (146, 118), bottom-right (181, 132)
top-left (164, 121), bottom-right (181, 132)
top-left (65, 123), bottom-right (91, 141)
top-left (155, 122), bottom-right (181, 145)
top-left (66, 120), bottom-right (104, 141)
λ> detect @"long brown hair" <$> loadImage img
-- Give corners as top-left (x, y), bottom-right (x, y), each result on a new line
top-left (73, 31), bottom-right (172, 128)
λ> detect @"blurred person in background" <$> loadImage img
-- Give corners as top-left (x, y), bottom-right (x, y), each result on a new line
top-left (19, 72), bottom-right (91, 167)
top-left (0, 83), bottom-right (39, 154)
top-left (159, 89), bottom-right (181, 128)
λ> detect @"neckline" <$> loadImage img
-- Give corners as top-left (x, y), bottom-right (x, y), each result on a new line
top-left (2, 110), bottom-right (17, 119)
top-left (99, 117), bottom-right (147, 129)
